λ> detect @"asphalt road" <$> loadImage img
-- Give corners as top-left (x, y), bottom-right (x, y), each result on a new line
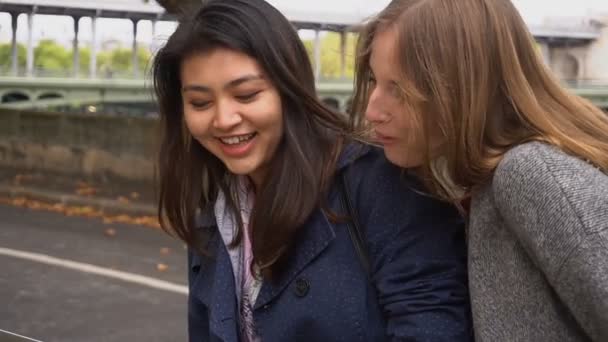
top-left (0, 203), bottom-right (189, 342)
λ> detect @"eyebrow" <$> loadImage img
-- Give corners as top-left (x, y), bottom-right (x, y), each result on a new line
top-left (182, 74), bottom-right (265, 93)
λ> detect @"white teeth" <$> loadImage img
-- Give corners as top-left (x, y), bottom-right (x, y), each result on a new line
top-left (219, 133), bottom-right (255, 145)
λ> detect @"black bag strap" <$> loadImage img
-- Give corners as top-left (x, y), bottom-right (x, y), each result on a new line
top-left (339, 171), bottom-right (371, 278)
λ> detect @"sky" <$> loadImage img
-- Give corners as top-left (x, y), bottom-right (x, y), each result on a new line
top-left (0, 0), bottom-right (607, 49)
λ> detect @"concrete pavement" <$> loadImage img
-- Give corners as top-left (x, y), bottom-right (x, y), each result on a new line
top-left (0, 204), bottom-right (188, 341)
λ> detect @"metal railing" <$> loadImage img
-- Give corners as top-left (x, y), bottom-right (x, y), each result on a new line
top-left (2, 66), bottom-right (608, 90)
top-left (0, 66), bottom-right (147, 80)
top-left (561, 79), bottom-right (608, 89)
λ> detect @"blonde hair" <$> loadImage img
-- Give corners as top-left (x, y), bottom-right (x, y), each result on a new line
top-left (352, 0), bottom-right (608, 201)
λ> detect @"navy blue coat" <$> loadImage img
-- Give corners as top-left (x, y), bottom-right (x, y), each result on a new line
top-left (188, 145), bottom-right (472, 341)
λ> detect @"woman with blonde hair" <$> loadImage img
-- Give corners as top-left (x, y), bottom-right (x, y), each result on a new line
top-left (352, 0), bottom-right (608, 341)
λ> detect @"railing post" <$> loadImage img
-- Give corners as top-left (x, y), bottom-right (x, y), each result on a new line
top-left (73, 16), bottom-right (81, 78)
top-left (340, 30), bottom-right (347, 79)
top-left (90, 13), bottom-right (99, 78)
top-left (132, 19), bottom-right (140, 79)
top-left (10, 12), bottom-right (19, 76)
top-left (314, 28), bottom-right (322, 80)
top-left (26, 10), bottom-right (35, 77)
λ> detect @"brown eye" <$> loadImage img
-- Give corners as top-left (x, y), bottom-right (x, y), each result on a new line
top-left (235, 91), bottom-right (262, 102)
top-left (190, 101), bottom-right (211, 110)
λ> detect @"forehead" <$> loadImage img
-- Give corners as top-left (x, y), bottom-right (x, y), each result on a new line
top-left (180, 48), bottom-right (263, 81)
top-left (370, 27), bottom-right (399, 71)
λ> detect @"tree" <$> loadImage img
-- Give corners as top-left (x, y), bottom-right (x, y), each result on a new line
top-left (97, 47), bottom-right (152, 77)
top-left (302, 32), bottom-right (358, 80)
top-left (34, 40), bottom-right (71, 76)
top-left (1, 38), bottom-right (152, 78)
top-left (0, 43), bottom-right (26, 73)
top-left (76, 47), bottom-right (91, 76)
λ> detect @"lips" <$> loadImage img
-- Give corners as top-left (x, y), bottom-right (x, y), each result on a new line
top-left (217, 132), bottom-right (256, 145)
top-left (373, 131), bottom-right (397, 146)
top-left (216, 132), bottom-right (258, 157)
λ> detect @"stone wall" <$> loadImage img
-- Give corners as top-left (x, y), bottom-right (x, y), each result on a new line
top-left (0, 109), bottom-right (159, 182)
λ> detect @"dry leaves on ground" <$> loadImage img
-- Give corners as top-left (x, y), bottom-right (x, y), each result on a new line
top-left (104, 228), bottom-right (117, 237)
top-left (74, 181), bottom-right (98, 196)
top-left (0, 196), bottom-right (160, 229)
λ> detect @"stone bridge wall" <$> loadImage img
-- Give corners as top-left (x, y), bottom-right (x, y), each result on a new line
top-left (0, 109), bottom-right (158, 182)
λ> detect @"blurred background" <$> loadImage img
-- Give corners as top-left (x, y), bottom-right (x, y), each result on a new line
top-left (0, 0), bottom-right (606, 341)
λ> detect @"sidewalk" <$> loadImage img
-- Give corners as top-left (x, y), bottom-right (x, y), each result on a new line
top-left (0, 168), bottom-right (157, 221)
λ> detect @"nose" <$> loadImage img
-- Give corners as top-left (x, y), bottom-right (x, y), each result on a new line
top-left (212, 99), bottom-right (242, 130)
top-left (365, 88), bottom-right (391, 124)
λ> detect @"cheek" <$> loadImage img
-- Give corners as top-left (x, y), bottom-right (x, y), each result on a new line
top-left (253, 97), bottom-right (283, 134)
top-left (183, 110), bottom-right (212, 138)
top-left (390, 109), bottom-right (414, 135)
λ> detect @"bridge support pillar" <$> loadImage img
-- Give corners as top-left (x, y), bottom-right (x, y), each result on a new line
top-left (90, 15), bottom-right (98, 78)
top-left (538, 42), bottom-right (551, 66)
top-left (10, 12), bottom-right (19, 76)
top-left (132, 19), bottom-right (140, 79)
top-left (340, 30), bottom-right (347, 79)
top-left (314, 29), bottom-right (322, 80)
top-left (151, 19), bottom-right (158, 49)
top-left (26, 12), bottom-right (34, 77)
top-left (73, 16), bottom-right (81, 78)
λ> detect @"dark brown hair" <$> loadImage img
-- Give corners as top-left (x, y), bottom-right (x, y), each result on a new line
top-left (153, 0), bottom-right (349, 278)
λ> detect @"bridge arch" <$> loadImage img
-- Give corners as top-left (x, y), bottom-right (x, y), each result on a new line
top-left (1, 91), bottom-right (30, 103)
top-left (38, 92), bottom-right (64, 100)
top-left (558, 54), bottom-right (580, 82)
top-left (321, 97), bottom-right (341, 110)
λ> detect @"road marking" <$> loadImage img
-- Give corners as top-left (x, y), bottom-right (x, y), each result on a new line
top-left (0, 247), bottom-right (188, 295)
top-left (0, 329), bottom-right (43, 342)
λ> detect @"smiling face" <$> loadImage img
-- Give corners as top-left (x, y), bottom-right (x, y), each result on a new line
top-left (180, 47), bottom-right (284, 188)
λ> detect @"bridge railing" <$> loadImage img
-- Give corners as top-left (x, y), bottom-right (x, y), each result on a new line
top-left (0, 67), bottom-right (359, 82)
top-left (0, 66), bottom-right (145, 80)
top-left (561, 79), bottom-right (608, 89)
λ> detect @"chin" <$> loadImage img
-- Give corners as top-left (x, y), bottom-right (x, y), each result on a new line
top-left (384, 149), bottom-right (422, 169)
top-left (223, 160), bottom-right (257, 176)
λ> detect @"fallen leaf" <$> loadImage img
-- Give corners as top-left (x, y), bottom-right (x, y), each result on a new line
top-left (104, 228), bottom-right (117, 237)
top-left (76, 181), bottom-right (89, 188)
top-left (76, 187), bottom-right (97, 196)
top-left (13, 174), bottom-right (23, 185)
top-left (156, 263), bottom-right (169, 272)
top-left (160, 247), bottom-right (171, 255)
top-left (130, 192), bottom-right (140, 200)
top-left (12, 197), bottom-right (26, 207)
top-left (117, 196), bottom-right (130, 204)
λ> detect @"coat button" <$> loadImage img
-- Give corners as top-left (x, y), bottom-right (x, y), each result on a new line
top-left (293, 277), bottom-right (310, 297)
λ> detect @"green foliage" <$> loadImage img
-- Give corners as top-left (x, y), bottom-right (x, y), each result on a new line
top-left (0, 43), bottom-right (26, 71)
top-left (0, 39), bottom-right (152, 77)
top-left (302, 32), bottom-right (358, 79)
top-left (34, 39), bottom-right (71, 72)
top-left (76, 47), bottom-right (91, 74)
top-left (97, 47), bottom-right (151, 77)
top-left (0, 34), bottom-right (349, 79)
